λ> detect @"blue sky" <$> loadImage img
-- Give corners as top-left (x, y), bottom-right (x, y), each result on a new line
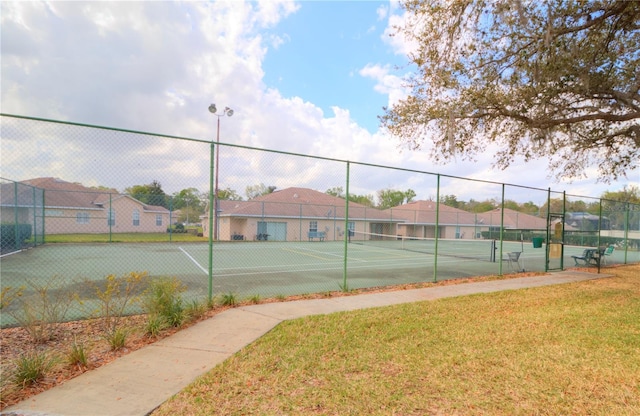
top-left (262, 1), bottom-right (397, 132)
top-left (1, 0), bottom-right (637, 203)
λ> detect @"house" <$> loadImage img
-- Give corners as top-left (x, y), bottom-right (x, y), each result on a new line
top-left (476, 208), bottom-right (548, 235)
top-left (203, 187), bottom-right (402, 241)
top-left (201, 191), bottom-right (552, 242)
top-left (0, 178), bottom-right (171, 235)
top-left (385, 201), bottom-right (485, 239)
top-left (382, 202), bottom-right (549, 241)
top-left (565, 212), bottom-right (610, 231)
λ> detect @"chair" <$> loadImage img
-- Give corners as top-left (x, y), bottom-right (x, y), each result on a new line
top-left (506, 251), bottom-right (524, 272)
top-left (601, 245), bottom-right (615, 265)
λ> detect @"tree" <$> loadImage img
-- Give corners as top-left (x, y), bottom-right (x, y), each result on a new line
top-left (245, 183), bottom-right (276, 200)
top-left (326, 187), bottom-right (345, 198)
top-left (520, 201), bottom-right (541, 216)
top-left (466, 199), bottom-right (496, 213)
top-left (349, 194), bottom-right (375, 207)
top-left (377, 188), bottom-right (416, 209)
top-left (601, 185), bottom-right (640, 230)
top-left (440, 194), bottom-right (461, 209)
top-left (381, 0), bottom-right (640, 182)
top-left (124, 180), bottom-right (168, 208)
top-left (602, 184), bottom-right (640, 205)
top-left (217, 187), bottom-right (242, 201)
top-left (172, 188), bottom-right (203, 210)
top-left (171, 188), bottom-right (205, 224)
top-left (326, 186), bottom-right (375, 206)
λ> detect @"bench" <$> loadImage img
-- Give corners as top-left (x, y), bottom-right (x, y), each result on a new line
top-left (571, 248), bottom-right (604, 266)
top-left (308, 231), bottom-right (326, 241)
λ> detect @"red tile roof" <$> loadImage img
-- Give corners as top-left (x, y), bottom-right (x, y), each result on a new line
top-left (219, 187), bottom-right (397, 221)
top-left (16, 178), bottom-right (168, 212)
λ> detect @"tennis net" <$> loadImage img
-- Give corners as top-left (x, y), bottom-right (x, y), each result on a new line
top-left (349, 231), bottom-right (496, 262)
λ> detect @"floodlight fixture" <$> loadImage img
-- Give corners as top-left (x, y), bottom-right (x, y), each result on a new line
top-left (208, 103), bottom-right (234, 117)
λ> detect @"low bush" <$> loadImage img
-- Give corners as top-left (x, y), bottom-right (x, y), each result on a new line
top-left (143, 277), bottom-right (186, 328)
top-left (6, 276), bottom-right (76, 343)
top-left (68, 337), bottom-right (88, 367)
top-left (82, 271), bottom-right (149, 341)
top-left (13, 352), bottom-right (57, 387)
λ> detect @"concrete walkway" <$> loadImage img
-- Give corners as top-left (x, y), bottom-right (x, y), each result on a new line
top-left (2, 271), bottom-right (608, 416)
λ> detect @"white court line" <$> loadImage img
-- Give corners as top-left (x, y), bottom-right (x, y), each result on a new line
top-left (0, 249), bottom-right (23, 258)
top-left (179, 246), bottom-right (208, 274)
top-left (288, 246), bottom-right (368, 262)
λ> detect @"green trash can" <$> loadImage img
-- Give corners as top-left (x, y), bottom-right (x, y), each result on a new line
top-left (532, 237), bottom-right (543, 248)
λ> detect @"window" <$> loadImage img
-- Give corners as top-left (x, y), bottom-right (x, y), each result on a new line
top-left (107, 209), bottom-right (116, 226)
top-left (347, 222), bottom-right (355, 232)
top-left (156, 214), bottom-right (162, 226)
top-left (132, 209), bottom-right (140, 226)
top-left (76, 212), bottom-right (90, 224)
top-left (309, 221), bottom-right (317, 232)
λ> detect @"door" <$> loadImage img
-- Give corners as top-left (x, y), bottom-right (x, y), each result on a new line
top-left (546, 213), bottom-right (565, 271)
top-left (257, 221), bottom-right (287, 241)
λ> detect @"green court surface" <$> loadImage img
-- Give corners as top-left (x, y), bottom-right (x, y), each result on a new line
top-left (1, 240), bottom-right (632, 326)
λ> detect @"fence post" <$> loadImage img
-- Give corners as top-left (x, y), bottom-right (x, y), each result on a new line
top-left (545, 188), bottom-right (550, 272)
top-left (41, 188), bottom-right (46, 244)
top-left (561, 191), bottom-right (566, 270)
top-left (342, 161), bottom-right (350, 291)
top-left (624, 203), bottom-right (630, 264)
top-left (498, 184), bottom-right (505, 275)
top-left (433, 174), bottom-right (440, 283)
top-left (597, 198), bottom-right (603, 273)
top-left (32, 186), bottom-right (37, 248)
top-left (208, 141), bottom-right (215, 303)
top-left (108, 193), bottom-right (113, 243)
top-left (13, 181), bottom-right (20, 251)
top-left (168, 196), bottom-right (173, 243)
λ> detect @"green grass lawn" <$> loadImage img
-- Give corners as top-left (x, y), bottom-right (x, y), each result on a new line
top-left (43, 231), bottom-right (205, 243)
top-left (153, 265), bottom-right (640, 415)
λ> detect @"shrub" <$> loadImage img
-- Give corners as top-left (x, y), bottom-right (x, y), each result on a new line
top-left (143, 277), bottom-right (186, 328)
top-left (105, 327), bottom-right (128, 351)
top-left (0, 286), bottom-right (23, 310)
top-left (13, 351), bottom-right (57, 387)
top-left (220, 292), bottom-right (237, 307)
top-left (0, 223), bottom-right (32, 252)
top-left (184, 299), bottom-right (207, 321)
top-left (145, 314), bottom-right (168, 338)
top-left (83, 271), bottom-right (149, 338)
top-left (68, 337), bottom-right (88, 367)
top-left (6, 276), bottom-right (76, 343)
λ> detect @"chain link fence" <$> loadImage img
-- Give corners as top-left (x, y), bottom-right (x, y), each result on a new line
top-left (1, 114), bottom-right (639, 326)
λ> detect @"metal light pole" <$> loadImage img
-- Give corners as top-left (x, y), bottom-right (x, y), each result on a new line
top-left (208, 104), bottom-right (234, 241)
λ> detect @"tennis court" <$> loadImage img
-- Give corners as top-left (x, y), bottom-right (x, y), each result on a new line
top-left (1, 238), bottom-right (633, 327)
top-left (1, 238), bottom-right (600, 296)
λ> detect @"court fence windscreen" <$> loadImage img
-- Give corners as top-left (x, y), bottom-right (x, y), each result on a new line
top-left (1, 114), bottom-right (638, 326)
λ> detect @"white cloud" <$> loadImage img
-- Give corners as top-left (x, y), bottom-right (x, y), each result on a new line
top-left (1, 0), bottom-right (635, 202)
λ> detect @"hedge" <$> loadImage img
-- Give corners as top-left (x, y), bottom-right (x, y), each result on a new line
top-left (0, 223), bottom-right (33, 252)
